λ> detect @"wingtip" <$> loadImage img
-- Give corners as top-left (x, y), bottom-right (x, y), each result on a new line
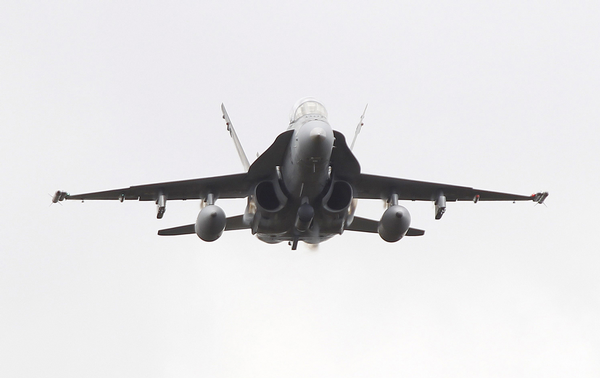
top-left (52, 190), bottom-right (68, 203)
top-left (532, 191), bottom-right (549, 204)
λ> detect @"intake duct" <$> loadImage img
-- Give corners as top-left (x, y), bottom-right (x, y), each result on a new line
top-left (322, 180), bottom-right (353, 213)
top-left (255, 180), bottom-right (287, 212)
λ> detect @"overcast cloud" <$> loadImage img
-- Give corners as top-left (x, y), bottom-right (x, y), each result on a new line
top-left (1, 1), bottom-right (599, 377)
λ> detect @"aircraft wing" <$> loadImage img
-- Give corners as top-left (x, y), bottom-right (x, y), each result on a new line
top-left (58, 173), bottom-right (250, 202)
top-left (353, 173), bottom-right (547, 203)
top-left (54, 130), bottom-right (296, 204)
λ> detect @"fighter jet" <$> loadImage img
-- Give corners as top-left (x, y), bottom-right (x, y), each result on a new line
top-left (53, 98), bottom-right (548, 249)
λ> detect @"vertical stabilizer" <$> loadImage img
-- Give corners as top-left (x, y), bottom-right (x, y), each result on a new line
top-left (221, 104), bottom-right (250, 172)
top-left (350, 104), bottom-right (368, 151)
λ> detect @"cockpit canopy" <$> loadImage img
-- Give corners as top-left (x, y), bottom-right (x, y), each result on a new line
top-left (289, 98), bottom-right (328, 124)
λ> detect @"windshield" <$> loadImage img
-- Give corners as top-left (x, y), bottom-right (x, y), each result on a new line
top-left (289, 98), bottom-right (328, 123)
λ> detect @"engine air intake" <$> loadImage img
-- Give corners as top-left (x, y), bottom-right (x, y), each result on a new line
top-left (324, 181), bottom-right (353, 212)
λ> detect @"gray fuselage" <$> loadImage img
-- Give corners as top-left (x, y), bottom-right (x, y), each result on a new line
top-left (282, 115), bottom-right (334, 200)
top-left (253, 110), bottom-right (354, 246)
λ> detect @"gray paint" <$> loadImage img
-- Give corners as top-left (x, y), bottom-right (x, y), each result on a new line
top-left (54, 99), bottom-right (546, 249)
top-left (3, 2), bottom-right (598, 376)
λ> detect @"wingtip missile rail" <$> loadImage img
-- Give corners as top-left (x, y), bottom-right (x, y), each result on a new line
top-left (51, 99), bottom-right (549, 248)
top-left (52, 191), bottom-right (68, 203)
top-left (532, 191), bottom-right (549, 205)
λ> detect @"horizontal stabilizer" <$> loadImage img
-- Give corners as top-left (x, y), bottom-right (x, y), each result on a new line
top-left (346, 216), bottom-right (425, 237)
top-left (158, 224), bottom-right (194, 236)
top-left (158, 215), bottom-right (249, 236)
top-left (406, 228), bottom-right (425, 237)
top-left (223, 215), bottom-right (249, 231)
top-left (346, 216), bottom-right (378, 233)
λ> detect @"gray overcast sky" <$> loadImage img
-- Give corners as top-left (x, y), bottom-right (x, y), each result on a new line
top-left (1, 1), bottom-right (599, 377)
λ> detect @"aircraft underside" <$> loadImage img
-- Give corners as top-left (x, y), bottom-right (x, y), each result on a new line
top-left (53, 98), bottom-right (548, 250)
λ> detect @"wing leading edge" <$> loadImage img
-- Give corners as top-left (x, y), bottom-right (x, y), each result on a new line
top-left (54, 129), bottom-right (297, 204)
top-left (58, 173), bottom-right (250, 202)
top-left (353, 173), bottom-right (547, 203)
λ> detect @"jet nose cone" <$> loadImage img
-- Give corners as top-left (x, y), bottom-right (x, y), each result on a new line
top-left (310, 127), bottom-right (326, 141)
